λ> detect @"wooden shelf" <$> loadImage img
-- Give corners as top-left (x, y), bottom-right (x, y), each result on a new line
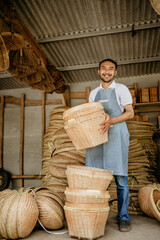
top-left (134, 102), bottom-right (160, 113)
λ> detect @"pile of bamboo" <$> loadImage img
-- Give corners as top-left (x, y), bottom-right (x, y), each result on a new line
top-left (110, 121), bottom-right (157, 215)
top-left (41, 107), bottom-right (85, 201)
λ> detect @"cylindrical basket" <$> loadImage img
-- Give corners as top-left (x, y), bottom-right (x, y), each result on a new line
top-left (65, 187), bottom-right (110, 204)
top-left (64, 202), bottom-right (110, 240)
top-left (66, 165), bottom-right (113, 190)
top-left (63, 102), bottom-right (108, 150)
top-left (0, 34), bottom-right (9, 72)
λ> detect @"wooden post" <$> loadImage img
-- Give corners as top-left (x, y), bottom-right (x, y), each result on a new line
top-left (0, 96), bottom-right (4, 169)
top-left (63, 86), bottom-right (71, 107)
top-left (86, 87), bottom-right (91, 103)
top-left (20, 93), bottom-right (25, 188)
top-left (42, 92), bottom-right (46, 157)
top-left (134, 83), bottom-right (138, 96)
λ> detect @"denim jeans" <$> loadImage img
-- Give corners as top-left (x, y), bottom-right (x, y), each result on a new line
top-left (115, 175), bottom-right (130, 222)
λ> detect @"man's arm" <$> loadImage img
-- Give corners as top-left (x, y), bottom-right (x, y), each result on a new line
top-left (99, 104), bottom-right (134, 134)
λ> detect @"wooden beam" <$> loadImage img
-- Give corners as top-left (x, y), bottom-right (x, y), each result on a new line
top-left (70, 92), bottom-right (86, 99)
top-left (63, 86), bottom-right (71, 107)
top-left (42, 92), bottom-right (45, 157)
top-left (86, 87), bottom-right (91, 103)
top-left (0, 96), bottom-right (62, 106)
top-left (134, 107), bottom-right (160, 113)
top-left (0, 96), bottom-right (4, 168)
top-left (19, 93), bottom-right (24, 187)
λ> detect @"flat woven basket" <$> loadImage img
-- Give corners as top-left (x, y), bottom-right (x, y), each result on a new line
top-left (0, 34), bottom-right (9, 72)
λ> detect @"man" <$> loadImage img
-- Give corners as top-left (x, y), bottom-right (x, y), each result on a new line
top-left (85, 58), bottom-right (134, 232)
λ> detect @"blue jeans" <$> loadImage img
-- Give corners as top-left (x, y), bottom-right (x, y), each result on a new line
top-left (115, 175), bottom-right (130, 222)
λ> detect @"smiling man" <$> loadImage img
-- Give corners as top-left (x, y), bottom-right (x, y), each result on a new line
top-left (85, 58), bottom-right (134, 232)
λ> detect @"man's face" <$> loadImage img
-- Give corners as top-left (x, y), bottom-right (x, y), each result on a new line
top-left (98, 61), bottom-right (117, 83)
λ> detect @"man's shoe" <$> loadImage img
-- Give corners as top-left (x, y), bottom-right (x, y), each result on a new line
top-left (118, 220), bottom-right (131, 232)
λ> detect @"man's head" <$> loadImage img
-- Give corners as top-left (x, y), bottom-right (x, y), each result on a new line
top-left (98, 59), bottom-right (117, 84)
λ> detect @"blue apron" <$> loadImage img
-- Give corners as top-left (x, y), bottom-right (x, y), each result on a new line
top-left (85, 88), bottom-right (129, 176)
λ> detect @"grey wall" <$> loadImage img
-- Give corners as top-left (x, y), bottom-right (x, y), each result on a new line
top-left (0, 73), bottom-right (160, 189)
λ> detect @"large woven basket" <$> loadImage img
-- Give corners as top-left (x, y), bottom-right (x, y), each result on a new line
top-left (0, 34), bottom-right (9, 72)
top-left (66, 165), bottom-right (113, 190)
top-left (138, 185), bottom-right (160, 222)
top-left (64, 202), bottom-right (110, 239)
top-left (63, 102), bottom-right (108, 150)
top-left (65, 187), bottom-right (110, 204)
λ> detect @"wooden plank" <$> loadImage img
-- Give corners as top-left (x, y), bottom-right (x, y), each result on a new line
top-left (19, 93), bottom-right (24, 188)
top-left (135, 102), bottom-right (160, 107)
top-left (70, 92), bottom-right (86, 99)
top-left (0, 96), bottom-right (62, 106)
top-left (134, 107), bottom-right (160, 113)
top-left (63, 86), bottom-right (71, 106)
top-left (0, 96), bottom-right (4, 168)
top-left (61, 94), bottom-right (67, 106)
top-left (9, 175), bottom-right (40, 179)
top-left (42, 92), bottom-right (45, 156)
top-left (86, 87), bottom-right (91, 103)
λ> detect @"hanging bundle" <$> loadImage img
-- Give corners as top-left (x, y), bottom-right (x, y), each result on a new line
top-left (1, 32), bottom-right (25, 51)
top-left (0, 34), bottom-right (9, 72)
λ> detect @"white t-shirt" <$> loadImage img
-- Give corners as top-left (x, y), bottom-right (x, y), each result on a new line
top-left (89, 81), bottom-right (133, 113)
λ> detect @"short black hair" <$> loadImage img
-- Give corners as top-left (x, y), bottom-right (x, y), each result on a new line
top-left (99, 58), bottom-right (118, 69)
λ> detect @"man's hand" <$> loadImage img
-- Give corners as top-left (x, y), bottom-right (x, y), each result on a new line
top-left (99, 113), bottom-right (113, 134)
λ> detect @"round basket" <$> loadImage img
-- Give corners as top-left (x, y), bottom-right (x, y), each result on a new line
top-left (64, 202), bottom-right (110, 239)
top-left (66, 165), bottom-right (113, 190)
top-left (65, 187), bottom-right (110, 204)
top-left (138, 185), bottom-right (160, 221)
top-left (150, 0), bottom-right (160, 14)
top-left (0, 34), bottom-right (9, 72)
top-left (63, 102), bottom-right (108, 150)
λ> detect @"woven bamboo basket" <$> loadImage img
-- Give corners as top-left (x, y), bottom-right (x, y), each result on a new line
top-left (0, 34), bottom-right (9, 72)
top-left (66, 165), bottom-right (113, 190)
top-left (138, 185), bottom-right (160, 221)
top-left (64, 202), bottom-right (110, 240)
top-left (65, 187), bottom-right (110, 204)
top-left (156, 199), bottom-right (160, 211)
top-left (63, 102), bottom-right (108, 150)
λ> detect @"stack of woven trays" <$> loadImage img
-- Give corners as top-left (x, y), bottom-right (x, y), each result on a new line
top-left (64, 165), bottom-right (113, 240)
top-left (110, 121), bottom-right (158, 215)
top-left (41, 107), bottom-right (86, 201)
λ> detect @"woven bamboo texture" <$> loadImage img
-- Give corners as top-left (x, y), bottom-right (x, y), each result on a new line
top-left (1, 32), bottom-right (25, 50)
top-left (110, 121), bottom-right (158, 215)
top-left (64, 202), bottom-right (110, 240)
top-left (41, 106), bottom-right (86, 202)
top-left (65, 187), bottom-right (110, 204)
top-left (66, 165), bottom-right (113, 190)
top-left (63, 103), bottom-right (108, 150)
top-left (138, 184), bottom-right (160, 222)
top-left (0, 190), bottom-right (39, 239)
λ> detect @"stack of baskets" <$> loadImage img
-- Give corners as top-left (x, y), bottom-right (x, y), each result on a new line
top-left (64, 165), bottom-right (113, 240)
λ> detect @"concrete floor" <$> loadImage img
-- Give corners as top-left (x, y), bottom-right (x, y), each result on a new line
top-left (22, 211), bottom-right (160, 240)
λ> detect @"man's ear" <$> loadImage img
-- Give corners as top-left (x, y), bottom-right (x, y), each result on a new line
top-left (98, 69), bottom-right (100, 75)
top-left (115, 70), bottom-right (117, 76)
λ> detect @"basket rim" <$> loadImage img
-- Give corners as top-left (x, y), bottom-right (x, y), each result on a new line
top-left (63, 102), bottom-right (103, 119)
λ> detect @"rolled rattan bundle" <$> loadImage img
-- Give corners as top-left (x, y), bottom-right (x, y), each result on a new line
top-left (66, 165), bottom-right (113, 190)
top-left (41, 106), bottom-right (86, 201)
top-left (0, 189), bottom-right (39, 239)
top-left (64, 202), bottom-right (110, 239)
top-left (1, 32), bottom-right (25, 50)
top-left (110, 138), bottom-right (157, 215)
top-left (138, 184), bottom-right (160, 222)
top-left (0, 34), bottom-right (9, 72)
top-left (31, 187), bottom-right (65, 230)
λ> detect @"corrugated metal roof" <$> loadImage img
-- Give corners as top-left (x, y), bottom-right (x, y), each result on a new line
top-left (0, 0), bottom-right (159, 89)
